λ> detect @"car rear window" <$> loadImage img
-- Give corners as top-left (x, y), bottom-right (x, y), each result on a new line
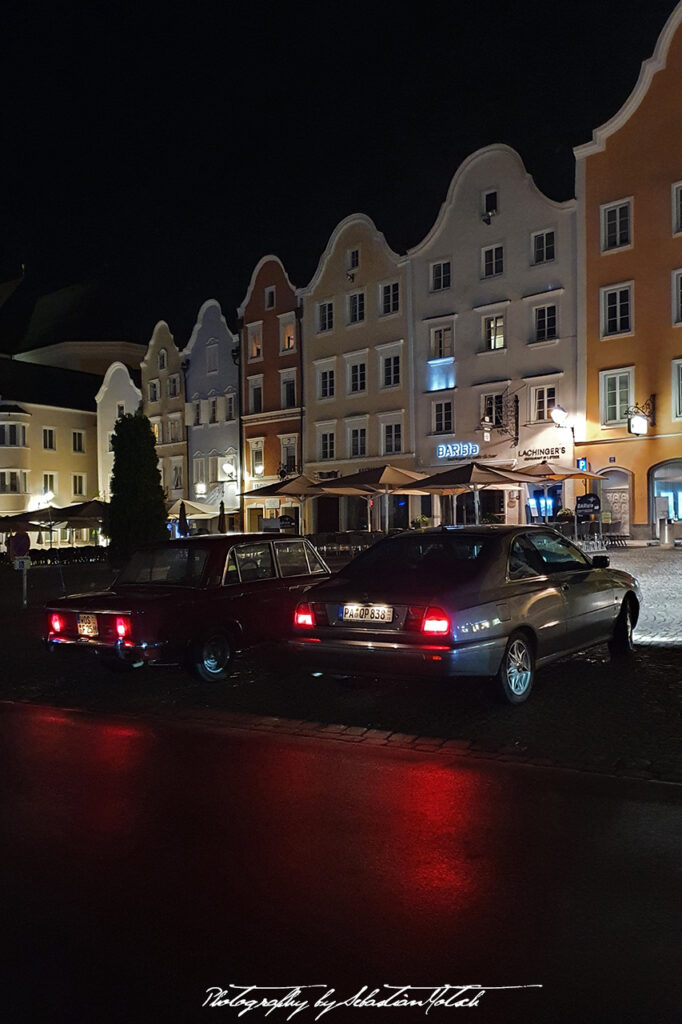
top-left (342, 534), bottom-right (489, 582)
top-left (118, 545), bottom-right (209, 586)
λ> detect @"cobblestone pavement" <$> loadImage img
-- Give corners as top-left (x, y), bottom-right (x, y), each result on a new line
top-left (607, 545), bottom-right (682, 646)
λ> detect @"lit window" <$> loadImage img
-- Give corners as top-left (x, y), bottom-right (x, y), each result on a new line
top-left (280, 319), bottom-right (295, 352)
top-left (430, 325), bottom-right (453, 359)
top-left (601, 200), bottom-right (631, 250)
top-left (251, 445), bottom-right (264, 476)
top-left (431, 261), bottom-right (451, 291)
top-left (534, 304), bottom-right (557, 342)
top-left (601, 284), bottom-right (632, 336)
top-left (532, 230), bottom-right (555, 264)
top-left (482, 394), bottom-right (504, 428)
top-left (482, 245), bottom-right (504, 278)
top-left (484, 315), bottom-right (505, 350)
top-left (248, 325), bottom-right (262, 360)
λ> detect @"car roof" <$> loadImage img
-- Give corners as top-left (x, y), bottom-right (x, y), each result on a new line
top-left (143, 532), bottom-right (302, 548)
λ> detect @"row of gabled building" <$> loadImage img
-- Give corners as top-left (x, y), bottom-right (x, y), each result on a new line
top-left (2, 1), bottom-right (681, 542)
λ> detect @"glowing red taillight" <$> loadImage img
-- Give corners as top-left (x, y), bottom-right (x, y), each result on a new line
top-left (421, 607), bottom-right (450, 636)
top-left (294, 603), bottom-right (315, 628)
top-left (115, 616), bottom-right (132, 639)
top-left (50, 613), bottom-right (63, 633)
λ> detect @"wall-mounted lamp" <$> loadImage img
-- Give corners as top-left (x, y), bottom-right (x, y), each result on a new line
top-left (195, 482), bottom-right (207, 497)
top-left (626, 394), bottom-right (656, 435)
top-left (550, 404), bottom-right (575, 440)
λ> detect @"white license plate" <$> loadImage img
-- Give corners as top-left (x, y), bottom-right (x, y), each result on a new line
top-left (342, 604), bottom-right (394, 623)
top-left (77, 613), bottom-right (98, 637)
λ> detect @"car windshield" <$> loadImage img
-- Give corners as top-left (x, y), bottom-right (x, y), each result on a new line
top-left (342, 534), bottom-right (490, 583)
top-left (117, 545), bottom-right (210, 587)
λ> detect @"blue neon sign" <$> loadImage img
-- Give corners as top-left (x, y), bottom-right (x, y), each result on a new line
top-left (436, 442), bottom-right (480, 459)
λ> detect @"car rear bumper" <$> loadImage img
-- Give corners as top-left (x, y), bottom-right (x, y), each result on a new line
top-left (45, 635), bottom-right (167, 664)
top-left (287, 634), bottom-right (506, 678)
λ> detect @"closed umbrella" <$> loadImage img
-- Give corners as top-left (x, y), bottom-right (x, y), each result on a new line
top-left (217, 500), bottom-right (226, 533)
top-left (178, 501), bottom-right (189, 537)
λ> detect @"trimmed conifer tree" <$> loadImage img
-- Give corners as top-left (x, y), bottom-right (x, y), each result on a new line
top-left (107, 411), bottom-right (169, 566)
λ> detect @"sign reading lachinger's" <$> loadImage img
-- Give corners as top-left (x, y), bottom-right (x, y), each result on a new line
top-left (516, 445), bottom-right (567, 461)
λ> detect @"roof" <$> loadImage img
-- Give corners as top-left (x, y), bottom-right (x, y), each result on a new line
top-left (0, 358), bottom-right (102, 412)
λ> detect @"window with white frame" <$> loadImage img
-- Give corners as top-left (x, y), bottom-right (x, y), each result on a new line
top-left (168, 418), bottom-right (181, 442)
top-left (279, 314), bottom-right (296, 353)
top-left (193, 402), bottom-right (201, 426)
top-left (601, 283), bottom-right (632, 336)
top-left (482, 245), bottom-right (503, 278)
top-left (484, 315), bottom-right (505, 350)
top-left (249, 441), bottom-right (264, 476)
top-left (208, 456), bottom-right (219, 483)
top-left (380, 281), bottom-right (400, 315)
top-left (193, 457), bottom-right (206, 485)
top-left (148, 379), bottom-right (159, 402)
top-left (320, 430), bottom-right (335, 460)
top-left (349, 360), bottom-right (366, 394)
top-left (383, 422), bottom-right (402, 455)
top-left (430, 324), bottom-right (453, 359)
top-left (158, 349), bottom-right (167, 371)
top-left (673, 270), bottom-right (682, 325)
top-left (318, 301), bottom-right (334, 332)
top-left (209, 398), bottom-right (218, 423)
top-left (0, 423), bottom-right (26, 446)
top-left (382, 354), bottom-right (400, 388)
top-left (247, 323), bottom-right (263, 361)
top-left (43, 427), bottom-right (56, 450)
top-left (430, 260), bottom-right (451, 291)
top-left (673, 183), bottom-right (682, 235)
top-left (265, 286), bottom-right (276, 309)
top-left (482, 393), bottom-right (504, 427)
top-left (206, 345), bottom-right (218, 373)
top-left (601, 200), bottom-right (631, 250)
top-left (167, 374), bottom-right (180, 398)
top-left (280, 370), bottom-right (296, 408)
top-left (43, 472), bottom-right (56, 495)
top-left (673, 359), bottom-right (682, 420)
top-left (348, 291), bottom-right (365, 324)
top-left (432, 399), bottom-right (453, 434)
top-left (350, 426), bottom-right (367, 457)
top-left (226, 395), bottom-right (235, 421)
top-left (171, 464), bottom-right (183, 490)
top-left (248, 376), bottom-right (264, 414)
top-left (533, 304), bottom-right (557, 342)
top-left (319, 368), bottom-right (335, 399)
top-left (0, 471), bottom-right (26, 494)
top-left (530, 384), bottom-right (557, 422)
top-left (600, 368), bottom-right (633, 425)
top-left (532, 229), bottom-right (555, 264)
top-left (72, 430), bottom-right (84, 453)
top-left (280, 436), bottom-right (298, 473)
top-left (73, 474), bottom-right (85, 497)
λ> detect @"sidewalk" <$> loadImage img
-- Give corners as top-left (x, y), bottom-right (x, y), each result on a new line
top-left (607, 546), bottom-right (682, 646)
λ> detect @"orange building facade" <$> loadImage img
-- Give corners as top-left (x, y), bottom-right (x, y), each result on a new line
top-left (575, 2), bottom-right (682, 540)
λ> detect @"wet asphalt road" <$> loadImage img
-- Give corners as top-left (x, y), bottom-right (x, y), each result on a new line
top-left (1, 701), bottom-right (680, 1024)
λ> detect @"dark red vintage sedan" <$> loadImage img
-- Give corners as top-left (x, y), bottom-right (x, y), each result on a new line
top-left (44, 534), bottom-right (330, 680)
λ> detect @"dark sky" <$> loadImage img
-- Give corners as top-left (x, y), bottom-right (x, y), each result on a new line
top-left (1, 0), bottom-right (678, 344)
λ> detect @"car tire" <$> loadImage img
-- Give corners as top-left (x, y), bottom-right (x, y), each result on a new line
top-left (193, 631), bottom-right (234, 682)
top-left (496, 631), bottom-right (535, 704)
top-left (608, 597), bottom-right (635, 659)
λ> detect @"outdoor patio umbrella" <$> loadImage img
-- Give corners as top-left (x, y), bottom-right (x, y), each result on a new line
top-left (240, 475), bottom-right (321, 533)
top-left (167, 498), bottom-right (221, 520)
top-left (403, 462), bottom-right (537, 524)
top-left (317, 465), bottom-right (428, 532)
top-left (521, 461), bottom-right (603, 533)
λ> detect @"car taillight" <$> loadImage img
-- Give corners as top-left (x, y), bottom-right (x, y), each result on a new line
top-left (421, 607), bottom-right (450, 636)
top-left (115, 616), bottom-right (132, 639)
top-left (50, 613), bottom-right (63, 633)
top-left (294, 602), bottom-right (315, 628)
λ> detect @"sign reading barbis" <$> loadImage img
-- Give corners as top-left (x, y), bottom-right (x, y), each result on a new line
top-left (436, 441), bottom-right (480, 459)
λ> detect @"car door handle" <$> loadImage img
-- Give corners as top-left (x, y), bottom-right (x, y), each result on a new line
top-left (560, 583), bottom-right (570, 591)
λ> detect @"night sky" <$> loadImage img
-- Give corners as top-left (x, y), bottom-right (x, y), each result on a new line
top-left (1, 0), bottom-right (678, 345)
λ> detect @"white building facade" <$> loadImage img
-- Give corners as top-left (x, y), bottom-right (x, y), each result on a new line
top-left (94, 361), bottom-right (142, 502)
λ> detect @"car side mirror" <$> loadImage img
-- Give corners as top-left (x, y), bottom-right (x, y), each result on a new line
top-left (592, 555), bottom-right (610, 569)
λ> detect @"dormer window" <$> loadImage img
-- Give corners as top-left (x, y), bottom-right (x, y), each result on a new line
top-left (158, 349), bottom-right (167, 371)
top-left (482, 191), bottom-right (498, 224)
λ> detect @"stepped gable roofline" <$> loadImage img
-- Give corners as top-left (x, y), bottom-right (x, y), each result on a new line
top-left (298, 212), bottom-right (403, 297)
top-left (183, 299), bottom-right (234, 357)
top-left (408, 144), bottom-right (575, 258)
top-left (95, 361), bottom-right (143, 405)
top-left (0, 358), bottom-right (101, 411)
top-left (237, 255), bottom-right (297, 318)
top-left (575, 1), bottom-right (682, 158)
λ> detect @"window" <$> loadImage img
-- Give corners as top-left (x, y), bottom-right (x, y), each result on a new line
top-left (194, 402), bottom-right (201, 426)
top-left (348, 248), bottom-right (360, 270)
top-left (281, 374), bottom-right (296, 408)
top-left (484, 315), bottom-right (505, 350)
top-left (234, 543), bottom-right (275, 583)
top-left (171, 464), bottom-right (183, 490)
top-left (248, 324), bottom-right (262, 361)
top-left (320, 431), bottom-right (335, 460)
top-left (381, 282), bottom-right (399, 315)
top-left (430, 325), bottom-right (453, 359)
top-left (431, 261), bottom-right (451, 291)
top-left (0, 471), bottom-right (25, 494)
top-left (265, 286), bottom-right (276, 309)
top-left (117, 403), bottom-right (125, 419)
top-left (280, 317), bottom-right (295, 353)
top-left (208, 456), bottom-right (219, 482)
top-left (226, 395), bottom-right (235, 421)
top-left (167, 374), bottom-right (180, 398)
top-left (248, 378), bottom-right (263, 414)
top-left (483, 190), bottom-right (498, 216)
top-left (193, 457), bottom-right (206, 485)
top-left (601, 200), bottom-right (631, 250)
top-left (348, 292), bottom-right (365, 324)
top-left (384, 423), bottom-right (402, 454)
top-left (0, 424), bottom-right (26, 446)
top-left (383, 355), bottom-right (400, 387)
top-left (319, 369), bottom-right (335, 399)
top-left (206, 345), bottom-right (218, 373)
top-left (209, 398), bottom-right (218, 423)
top-left (600, 368), bottom-right (633, 425)
top-left (274, 539), bottom-right (327, 578)
top-left (673, 270), bottom-right (682, 325)
top-left (281, 439), bottom-right (297, 473)
top-left (673, 360), bottom-right (682, 420)
top-left (601, 283), bottom-right (632, 336)
top-left (43, 473), bottom-right (56, 495)
top-left (250, 444), bottom-right (264, 476)
top-left (43, 427), bottom-right (56, 450)
top-left (350, 427), bottom-right (366, 457)
top-left (318, 301), bottom-right (334, 332)
top-left (673, 183), bottom-right (682, 234)
top-left (532, 230), bottom-right (555, 264)
top-left (72, 430), bottom-right (84, 453)
top-left (433, 400), bottom-right (453, 434)
top-left (482, 245), bottom-right (503, 278)
top-left (150, 420), bottom-right (160, 442)
top-left (482, 393), bottom-right (504, 427)
top-left (73, 474), bottom-right (85, 497)
top-left (148, 380), bottom-right (159, 402)
top-left (531, 385), bottom-right (556, 422)
top-left (168, 419), bottom-right (180, 442)
top-left (350, 362), bottom-right (366, 394)
top-left (534, 304), bottom-right (557, 342)
top-left (158, 349), bottom-right (167, 370)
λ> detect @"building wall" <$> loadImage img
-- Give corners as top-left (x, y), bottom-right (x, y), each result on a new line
top-left (575, 2), bottom-right (682, 536)
top-left (184, 300), bottom-right (240, 520)
top-left (140, 321), bottom-right (187, 501)
top-left (95, 361), bottom-right (142, 502)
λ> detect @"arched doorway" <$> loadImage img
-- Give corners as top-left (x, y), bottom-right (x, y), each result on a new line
top-left (650, 459), bottom-right (682, 525)
top-left (599, 468), bottom-right (633, 536)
